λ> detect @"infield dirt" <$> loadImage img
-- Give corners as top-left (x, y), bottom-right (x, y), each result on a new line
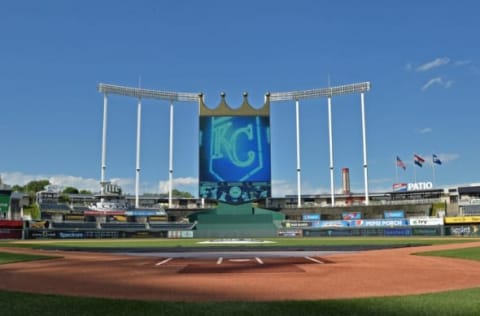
top-left (1, 241), bottom-right (480, 302)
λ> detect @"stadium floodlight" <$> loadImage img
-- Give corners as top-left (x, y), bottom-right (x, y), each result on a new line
top-left (268, 82), bottom-right (370, 102)
top-left (267, 81), bottom-right (371, 207)
top-left (98, 83), bottom-right (199, 208)
top-left (98, 83), bottom-right (199, 102)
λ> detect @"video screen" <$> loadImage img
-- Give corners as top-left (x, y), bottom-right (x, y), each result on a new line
top-left (199, 116), bottom-right (271, 203)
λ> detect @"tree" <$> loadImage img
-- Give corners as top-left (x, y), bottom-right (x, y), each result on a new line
top-left (24, 204), bottom-right (40, 220)
top-left (11, 184), bottom-right (24, 192)
top-left (63, 187), bottom-right (79, 194)
top-left (79, 189), bottom-right (92, 195)
top-left (58, 194), bottom-right (70, 203)
top-left (172, 189), bottom-right (193, 198)
top-left (24, 180), bottom-right (50, 193)
top-left (150, 189), bottom-right (194, 198)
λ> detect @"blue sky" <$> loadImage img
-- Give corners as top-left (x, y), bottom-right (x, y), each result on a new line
top-left (1, 0), bottom-right (479, 196)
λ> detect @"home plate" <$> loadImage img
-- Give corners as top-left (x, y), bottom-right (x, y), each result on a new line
top-left (229, 258), bottom-right (252, 262)
top-left (178, 257), bottom-right (313, 274)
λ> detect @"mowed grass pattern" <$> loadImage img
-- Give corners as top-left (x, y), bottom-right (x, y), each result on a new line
top-left (0, 288), bottom-right (480, 316)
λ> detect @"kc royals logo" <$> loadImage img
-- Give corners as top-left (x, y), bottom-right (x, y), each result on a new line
top-left (206, 116), bottom-right (268, 182)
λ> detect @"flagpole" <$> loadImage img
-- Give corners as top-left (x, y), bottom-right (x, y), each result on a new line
top-left (432, 162), bottom-right (436, 187)
top-left (413, 155), bottom-right (417, 183)
top-left (395, 156), bottom-right (398, 183)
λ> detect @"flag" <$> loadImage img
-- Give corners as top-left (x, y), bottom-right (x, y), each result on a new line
top-left (414, 154), bottom-right (425, 167)
top-left (433, 154), bottom-right (442, 165)
top-left (396, 156), bottom-right (406, 170)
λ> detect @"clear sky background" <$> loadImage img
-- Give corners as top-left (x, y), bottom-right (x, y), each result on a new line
top-left (1, 0), bottom-right (479, 196)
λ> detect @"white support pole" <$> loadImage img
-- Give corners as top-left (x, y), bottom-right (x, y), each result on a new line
top-left (168, 101), bottom-right (174, 208)
top-left (135, 97), bottom-right (142, 208)
top-left (327, 96), bottom-right (335, 206)
top-left (360, 92), bottom-right (369, 205)
top-left (295, 100), bottom-right (302, 208)
top-left (100, 93), bottom-right (108, 196)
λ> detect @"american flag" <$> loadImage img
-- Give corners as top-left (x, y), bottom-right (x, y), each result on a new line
top-left (396, 156), bottom-right (406, 170)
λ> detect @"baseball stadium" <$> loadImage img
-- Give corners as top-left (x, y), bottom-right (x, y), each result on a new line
top-left (1, 82), bottom-right (480, 315)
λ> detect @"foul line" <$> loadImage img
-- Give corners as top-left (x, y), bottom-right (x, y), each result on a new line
top-left (304, 256), bottom-right (324, 264)
top-left (155, 258), bottom-right (173, 266)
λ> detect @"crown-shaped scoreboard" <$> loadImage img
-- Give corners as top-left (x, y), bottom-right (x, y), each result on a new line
top-left (199, 92), bottom-right (271, 204)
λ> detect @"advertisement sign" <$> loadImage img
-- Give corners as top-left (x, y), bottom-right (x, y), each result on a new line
top-left (302, 214), bottom-right (320, 221)
top-left (354, 219), bottom-right (408, 227)
top-left (393, 183), bottom-right (407, 192)
top-left (168, 230), bottom-right (194, 238)
top-left (409, 217), bottom-right (444, 226)
top-left (447, 225), bottom-right (480, 236)
top-left (284, 221), bottom-right (313, 228)
top-left (125, 210), bottom-right (166, 216)
top-left (384, 210), bottom-right (405, 219)
top-left (311, 219), bottom-right (408, 228)
top-left (444, 216), bottom-right (480, 224)
top-left (407, 182), bottom-right (433, 191)
top-left (0, 192), bottom-right (11, 213)
top-left (316, 220), bottom-right (347, 228)
top-left (58, 231), bottom-right (85, 239)
top-left (278, 230), bottom-right (302, 237)
top-left (393, 182), bottom-right (434, 192)
top-left (342, 212), bottom-right (361, 220)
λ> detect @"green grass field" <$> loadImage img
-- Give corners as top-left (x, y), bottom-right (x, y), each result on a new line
top-left (416, 246), bottom-right (480, 261)
top-left (0, 252), bottom-right (58, 264)
top-left (2, 236), bottom-right (479, 249)
top-left (1, 237), bottom-right (479, 315)
top-left (0, 282), bottom-right (479, 316)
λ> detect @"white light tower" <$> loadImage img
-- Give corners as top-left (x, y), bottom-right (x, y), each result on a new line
top-left (98, 83), bottom-right (199, 208)
top-left (269, 82), bottom-right (371, 207)
top-left (135, 97), bottom-right (142, 208)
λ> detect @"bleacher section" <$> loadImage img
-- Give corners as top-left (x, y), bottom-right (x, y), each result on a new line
top-left (100, 222), bottom-right (147, 230)
top-left (71, 205), bottom-right (90, 212)
top-left (462, 204), bottom-right (480, 216)
top-left (39, 202), bottom-right (71, 212)
top-left (149, 222), bottom-right (196, 230)
top-left (51, 221), bottom-right (97, 229)
top-left (31, 221), bottom-right (196, 231)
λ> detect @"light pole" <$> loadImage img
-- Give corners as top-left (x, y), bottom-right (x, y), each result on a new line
top-left (135, 97), bottom-right (142, 208)
top-left (98, 83), bottom-right (199, 208)
top-left (269, 82), bottom-right (371, 207)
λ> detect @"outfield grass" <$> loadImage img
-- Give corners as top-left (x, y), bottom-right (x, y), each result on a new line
top-left (0, 252), bottom-right (58, 264)
top-left (2, 236), bottom-right (479, 250)
top-left (415, 246), bottom-right (480, 261)
top-left (0, 287), bottom-right (479, 316)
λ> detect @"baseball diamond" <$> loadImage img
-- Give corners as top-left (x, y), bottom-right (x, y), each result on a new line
top-left (1, 241), bottom-right (480, 302)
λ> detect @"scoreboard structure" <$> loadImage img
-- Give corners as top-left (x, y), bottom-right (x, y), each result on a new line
top-left (98, 82), bottom-right (370, 207)
top-left (199, 93), bottom-right (271, 204)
